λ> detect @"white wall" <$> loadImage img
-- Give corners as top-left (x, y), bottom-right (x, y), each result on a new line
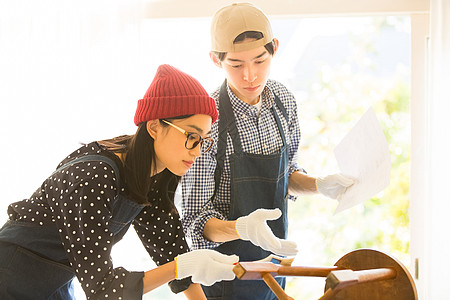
top-left (140, 0), bottom-right (429, 18)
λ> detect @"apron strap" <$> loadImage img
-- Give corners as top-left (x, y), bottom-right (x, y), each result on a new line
top-left (273, 92), bottom-right (289, 124)
top-left (211, 81), bottom-right (239, 204)
top-left (52, 154), bottom-right (121, 188)
top-left (217, 80), bottom-right (244, 154)
top-left (272, 103), bottom-right (288, 147)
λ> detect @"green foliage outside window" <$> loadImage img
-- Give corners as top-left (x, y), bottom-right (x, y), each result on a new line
top-left (285, 16), bottom-right (411, 298)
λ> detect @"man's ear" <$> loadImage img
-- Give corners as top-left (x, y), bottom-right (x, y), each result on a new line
top-left (272, 38), bottom-right (280, 56)
top-left (209, 52), bottom-right (222, 68)
top-left (146, 120), bottom-right (159, 139)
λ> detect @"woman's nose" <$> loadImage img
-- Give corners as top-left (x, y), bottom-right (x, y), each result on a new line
top-left (190, 143), bottom-right (202, 158)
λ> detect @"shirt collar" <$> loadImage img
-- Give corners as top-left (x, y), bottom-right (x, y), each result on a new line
top-left (226, 84), bottom-right (274, 117)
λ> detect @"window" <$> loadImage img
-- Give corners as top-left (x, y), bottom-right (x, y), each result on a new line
top-left (0, 2), bottom-right (424, 298)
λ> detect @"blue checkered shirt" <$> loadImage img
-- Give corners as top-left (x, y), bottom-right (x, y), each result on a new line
top-left (181, 79), bottom-right (304, 250)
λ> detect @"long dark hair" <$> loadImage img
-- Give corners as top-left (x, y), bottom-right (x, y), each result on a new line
top-left (98, 116), bottom-right (191, 212)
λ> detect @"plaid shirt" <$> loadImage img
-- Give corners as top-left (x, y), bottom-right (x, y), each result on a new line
top-left (181, 79), bottom-right (304, 249)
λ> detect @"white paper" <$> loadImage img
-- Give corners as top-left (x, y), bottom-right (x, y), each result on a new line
top-left (333, 107), bottom-right (391, 213)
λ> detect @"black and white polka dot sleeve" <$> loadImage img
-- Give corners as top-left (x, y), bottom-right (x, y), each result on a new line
top-left (51, 161), bottom-right (144, 300)
top-left (133, 200), bottom-right (191, 293)
top-left (133, 207), bottom-right (188, 266)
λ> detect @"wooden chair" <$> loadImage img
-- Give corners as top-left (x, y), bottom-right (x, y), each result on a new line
top-left (233, 249), bottom-right (418, 300)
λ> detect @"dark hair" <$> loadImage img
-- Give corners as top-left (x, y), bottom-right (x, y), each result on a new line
top-left (212, 31), bottom-right (275, 62)
top-left (98, 115), bottom-right (192, 212)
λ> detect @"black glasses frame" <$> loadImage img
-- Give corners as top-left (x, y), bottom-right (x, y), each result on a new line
top-left (162, 119), bottom-right (214, 153)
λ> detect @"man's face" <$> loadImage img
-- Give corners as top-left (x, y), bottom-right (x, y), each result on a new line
top-left (220, 43), bottom-right (274, 105)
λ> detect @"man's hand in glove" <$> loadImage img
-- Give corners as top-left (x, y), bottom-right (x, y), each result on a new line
top-left (315, 173), bottom-right (355, 201)
top-left (235, 208), bottom-right (298, 256)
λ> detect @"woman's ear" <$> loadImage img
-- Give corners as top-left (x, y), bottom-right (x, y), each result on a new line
top-left (209, 52), bottom-right (222, 68)
top-left (146, 120), bottom-right (159, 140)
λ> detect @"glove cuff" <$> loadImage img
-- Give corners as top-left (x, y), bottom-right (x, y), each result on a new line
top-left (316, 176), bottom-right (326, 194)
top-left (235, 217), bottom-right (249, 241)
top-left (175, 252), bottom-right (197, 280)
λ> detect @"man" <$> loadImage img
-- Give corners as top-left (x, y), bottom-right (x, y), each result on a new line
top-left (181, 3), bottom-right (354, 299)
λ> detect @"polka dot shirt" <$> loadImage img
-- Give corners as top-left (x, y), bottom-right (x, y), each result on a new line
top-left (6, 142), bottom-right (190, 299)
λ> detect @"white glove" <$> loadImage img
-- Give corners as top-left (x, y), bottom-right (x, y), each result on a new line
top-left (235, 208), bottom-right (298, 256)
top-left (316, 173), bottom-right (355, 200)
top-left (175, 249), bottom-right (239, 286)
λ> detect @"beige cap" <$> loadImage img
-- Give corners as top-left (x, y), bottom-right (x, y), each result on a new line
top-left (210, 3), bottom-right (273, 53)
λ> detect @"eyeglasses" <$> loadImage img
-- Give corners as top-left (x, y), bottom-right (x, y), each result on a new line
top-left (162, 120), bottom-right (214, 153)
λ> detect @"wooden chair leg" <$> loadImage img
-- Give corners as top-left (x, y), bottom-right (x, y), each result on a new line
top-left (318, 288), bottom-right (339, 300)
top-left (261, 272), bottom-right (294, 300)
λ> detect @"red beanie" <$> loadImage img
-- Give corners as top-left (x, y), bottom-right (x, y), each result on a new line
top-left (134, 64), bottom-right (218, 125)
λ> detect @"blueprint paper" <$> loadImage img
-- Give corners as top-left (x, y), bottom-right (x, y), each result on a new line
top-left (333, 107), bottom-right (391, 214)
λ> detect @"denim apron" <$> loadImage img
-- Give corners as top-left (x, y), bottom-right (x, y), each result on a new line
top-left (0, 154), bottom-right (145, 300)
top-left (202, 82), bottom-right (290, 300)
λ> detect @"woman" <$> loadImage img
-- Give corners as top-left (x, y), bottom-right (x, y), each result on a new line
top-left (0, 64), bottom-right (238, 299)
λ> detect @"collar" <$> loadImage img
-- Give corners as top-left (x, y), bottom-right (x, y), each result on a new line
top-left (225, 84), bottom-right (274, 118)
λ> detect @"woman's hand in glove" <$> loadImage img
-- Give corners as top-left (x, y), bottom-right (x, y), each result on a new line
top-left (235, 208), bottom-right (298, 257)
top-left (315, 173), bottom-right (355, 200)
top-left (175, 249), bottom-right (239, 286)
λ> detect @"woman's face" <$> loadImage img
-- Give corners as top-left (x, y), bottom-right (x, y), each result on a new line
top-left (148, 114), bottom-right (212, 176)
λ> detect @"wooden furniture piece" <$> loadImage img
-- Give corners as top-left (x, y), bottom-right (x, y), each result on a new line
top-left (232, 249), bottom-right (418, 300)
